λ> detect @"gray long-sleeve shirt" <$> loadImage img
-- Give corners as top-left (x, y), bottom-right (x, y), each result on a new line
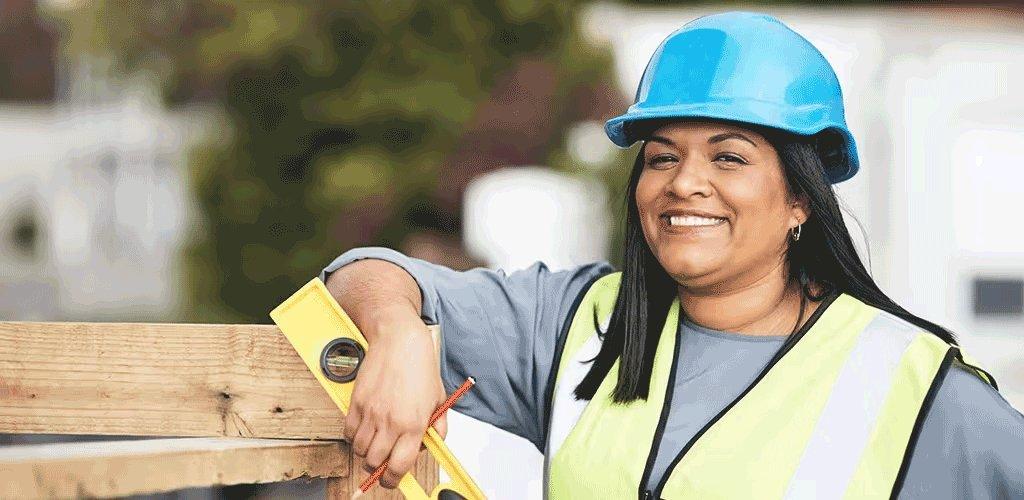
top-left (322, 247), bottom-right (1024, 499)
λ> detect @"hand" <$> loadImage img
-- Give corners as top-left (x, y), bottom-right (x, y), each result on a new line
top-left (343, 306), bottom-right (448, 489)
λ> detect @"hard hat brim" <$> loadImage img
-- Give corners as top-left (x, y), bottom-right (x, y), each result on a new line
top-left (604, 102), bottom-right (859, 184)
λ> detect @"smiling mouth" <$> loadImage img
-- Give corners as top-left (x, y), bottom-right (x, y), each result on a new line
top-left (662, 215), bottom-right (728, 227)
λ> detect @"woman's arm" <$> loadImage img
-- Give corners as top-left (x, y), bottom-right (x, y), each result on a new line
top-left (324, 258), bottom-right (446, 490)
top-left (901, 362), bottom-right (1024, 498)
top-left (321, 247), bottom-right (613, 488)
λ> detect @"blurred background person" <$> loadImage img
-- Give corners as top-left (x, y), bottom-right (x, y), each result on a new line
top-left (1, 1), bottom-right (1023, 498)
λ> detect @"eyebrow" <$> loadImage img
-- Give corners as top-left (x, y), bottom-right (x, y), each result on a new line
top-left (646, 135), bottom-right (676, 147)
top-left (708, 132), bottom-right (758, 148)
top-left (647, 132), bottom-right (758, 148)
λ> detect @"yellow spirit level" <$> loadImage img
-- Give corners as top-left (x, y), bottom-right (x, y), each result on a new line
top-left (270, 278), bottom-right (486, 500)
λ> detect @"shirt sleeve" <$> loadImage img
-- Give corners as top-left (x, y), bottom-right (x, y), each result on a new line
top-left (320, 247), bottom-right (614, 451)
top-left (900, 362), bottom-right (1024, 499)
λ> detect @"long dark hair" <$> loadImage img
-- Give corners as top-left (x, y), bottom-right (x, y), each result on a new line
top-left (573, 123), bottom-right (959, 403)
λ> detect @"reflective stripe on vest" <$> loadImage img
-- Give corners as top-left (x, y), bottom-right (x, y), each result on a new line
top-left (546, 273), bottom-right (992, 499)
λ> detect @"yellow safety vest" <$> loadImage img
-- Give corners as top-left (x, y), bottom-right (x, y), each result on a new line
top-left (546, 273), bottom-right (995, 499)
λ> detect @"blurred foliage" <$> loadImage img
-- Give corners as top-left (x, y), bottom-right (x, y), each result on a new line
top-left (56, 0), bottom-right (627, 322)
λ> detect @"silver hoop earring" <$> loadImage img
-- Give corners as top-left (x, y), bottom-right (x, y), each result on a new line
top-left (791, 224), bottom-right (802, 242)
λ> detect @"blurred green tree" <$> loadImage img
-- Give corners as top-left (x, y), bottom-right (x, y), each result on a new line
top-left (54, 0), bottom-right (626, 322)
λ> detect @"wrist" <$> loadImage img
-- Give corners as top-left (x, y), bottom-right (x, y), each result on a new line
top-left (360, 303), bottom-right (428, 345)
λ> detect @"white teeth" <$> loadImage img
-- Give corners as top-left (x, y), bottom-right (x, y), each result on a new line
top-left (668, 215), bottom-right (726, 227)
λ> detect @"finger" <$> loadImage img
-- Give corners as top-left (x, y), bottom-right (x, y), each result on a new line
top-left (343, 404), bottom-right (361, 442)
top-left (434, 413), bottom-right (448, 440)
top-left (419, 410), bottom-right (447, 451)
top-left (363, 427), bottom-right (397, 475)
top-left (380, 433), bottom-right (422, 489)
top-left (351, 420), bottom-right (376, 458)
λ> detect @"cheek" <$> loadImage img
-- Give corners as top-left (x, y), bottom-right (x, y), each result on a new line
top-left (635, 173), bottom-right (661, 228)
top-left (729, 177), bottom-right (791, 244)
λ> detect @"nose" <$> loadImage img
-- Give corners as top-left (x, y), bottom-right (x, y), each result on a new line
top-left (666, 157), bottom-right (713, 199)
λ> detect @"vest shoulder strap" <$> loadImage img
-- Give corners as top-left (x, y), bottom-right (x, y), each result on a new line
top-left (558, 272), bottom-right (622, 367)
top-left (541, 271), bottom-right (619, 448)
top-left (953, 349), bottom-right (999, 389)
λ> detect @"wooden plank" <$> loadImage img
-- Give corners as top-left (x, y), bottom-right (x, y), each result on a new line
top-left (0, 437), bottom-right (349, 499)
top-left (326, 451), bottom-right (440, 500)
top-left (0, 322), bottom-right (346, 438)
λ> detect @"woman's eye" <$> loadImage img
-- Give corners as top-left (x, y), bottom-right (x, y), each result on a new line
top-left (715, 153), bottom-right (748, 165)
top-left (646, 155), bottom-right (676, 168)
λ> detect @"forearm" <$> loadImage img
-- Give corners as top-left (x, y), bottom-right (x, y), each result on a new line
top-left (324, 258), bottom-right (424, 344)
top-left (326, 258), bottom-right (449, 490)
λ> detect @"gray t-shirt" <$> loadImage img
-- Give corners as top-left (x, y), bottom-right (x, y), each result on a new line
top-left (322, 247), bottom-right (1024, 499)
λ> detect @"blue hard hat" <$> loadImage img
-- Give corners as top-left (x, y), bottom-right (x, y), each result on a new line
top-left (605, 12), bottom-right (859, 183)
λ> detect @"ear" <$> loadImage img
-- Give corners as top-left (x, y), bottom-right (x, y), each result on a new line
top-left (789, 193), bottom-right (810, 228)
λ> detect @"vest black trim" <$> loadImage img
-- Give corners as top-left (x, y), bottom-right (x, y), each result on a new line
top-left (638, 313), bottom-right (684, 500)
top-left (888, 346), bottom-right (956, 499)
top-left (953, 349), bottom-right (998, 390)
top-left (542, 272), bottom-right (610, 448)
top-left (651, 290), bottom-right (841, 498)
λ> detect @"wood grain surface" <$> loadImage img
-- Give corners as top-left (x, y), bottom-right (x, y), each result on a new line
top-left (0, 322), bottom-right (345, 439)
top-left (0, 437), bottom-right (349, 498)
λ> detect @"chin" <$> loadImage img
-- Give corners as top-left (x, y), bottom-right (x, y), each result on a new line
top-left (656, 254), bottom-right (721, 284)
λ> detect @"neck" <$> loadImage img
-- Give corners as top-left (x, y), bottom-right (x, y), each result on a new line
top-left (678, 261), bottom-right (814, 336)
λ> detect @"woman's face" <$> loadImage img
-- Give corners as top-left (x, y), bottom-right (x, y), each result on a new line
top-left (635, 120), bottom-right (808, 291)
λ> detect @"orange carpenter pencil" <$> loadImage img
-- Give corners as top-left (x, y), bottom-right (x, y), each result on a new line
top-left (352, 376), bottom-right (476, 499)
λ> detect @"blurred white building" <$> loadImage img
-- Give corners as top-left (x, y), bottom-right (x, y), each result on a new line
top-left (465, 167), bottom-right (611, 271)
top-left (0, 55), bottom-right (206, 321)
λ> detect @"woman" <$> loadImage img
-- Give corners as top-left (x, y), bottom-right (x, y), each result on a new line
top-left (322, 12), bottom-right (1023, 499)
